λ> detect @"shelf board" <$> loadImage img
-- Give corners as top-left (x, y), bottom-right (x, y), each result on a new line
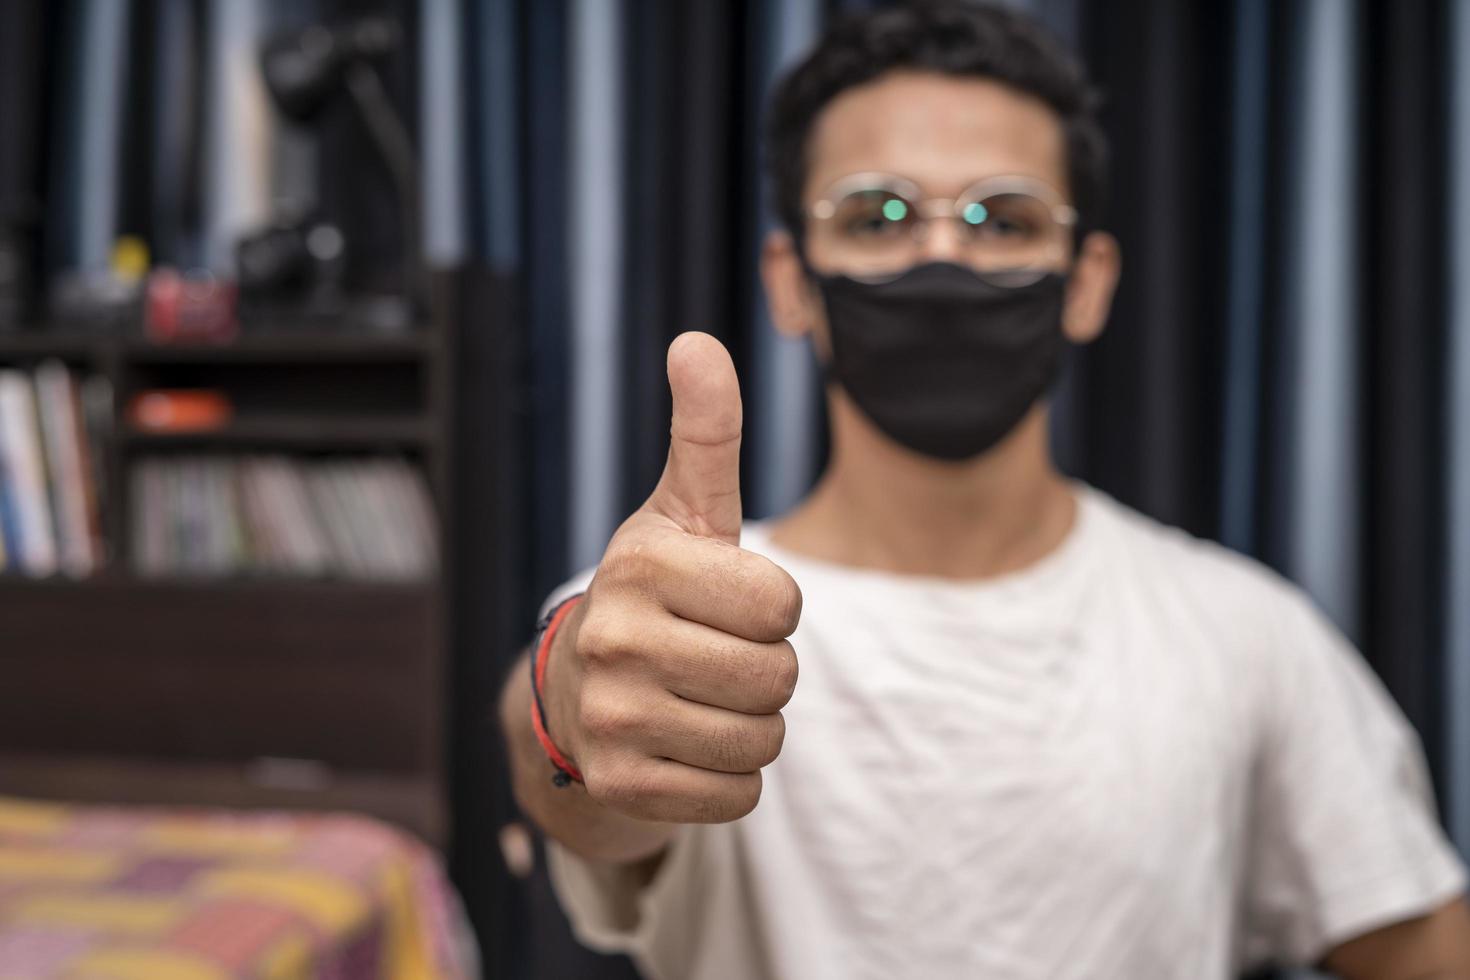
top-left (0, 753), bottom-right (445, 844)
top-left (0, 331), bottom-right (109, 359)
top-left (0, 329), bottom-right (436, 363)
top-left (0, 572), bottom-right (437, 597)
top-left (119, 415), bottom-right (433, 450)
top-left (124, 331), bottom-right (435, 364)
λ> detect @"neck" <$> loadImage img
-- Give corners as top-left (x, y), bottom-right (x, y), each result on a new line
top-left (769, 391), bottom-right (1077, 579)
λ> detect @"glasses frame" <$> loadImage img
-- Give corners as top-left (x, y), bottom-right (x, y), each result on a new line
top-left (806, 172), bottom-right (1078, 285)
top-left (809, 172), bottom-right (1077, 228)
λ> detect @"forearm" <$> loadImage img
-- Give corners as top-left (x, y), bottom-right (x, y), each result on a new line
top-left (499, 644), bottom-right (677, 865)
top-left (1324, 896), bottom-right (1470, 980)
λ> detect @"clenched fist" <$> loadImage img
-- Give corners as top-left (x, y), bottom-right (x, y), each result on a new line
top-left (541, 332), bottom-right (803, 824)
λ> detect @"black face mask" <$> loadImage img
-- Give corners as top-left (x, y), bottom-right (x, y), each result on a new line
top-left (814, 262), bottom-right (1068, 461)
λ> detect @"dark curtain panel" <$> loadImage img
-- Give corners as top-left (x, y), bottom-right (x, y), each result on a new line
top-left (456, 1), bottom-right (1467, 976)
top-left (618, 0), bottom-right (751, 516)
top-left (448, 267), bottom-right (542, 980)
top-left (1067, 0), bottom-right (1458, 815)
top-left (522, 0), bottom-right (572, 607)
top-left (618, 0), bottom-right (682, 511)
top-left (1361, 0), bottom-right (1452, 791)
top-left (1059, 0), bottom-right (1233, 536)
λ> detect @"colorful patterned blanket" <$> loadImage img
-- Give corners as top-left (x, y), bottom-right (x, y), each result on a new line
top-left (0, 796), bottom-right (475, 979)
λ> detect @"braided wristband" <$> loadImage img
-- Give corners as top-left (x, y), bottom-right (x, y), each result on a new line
top-left (529, 593), bottom-right (586, 787)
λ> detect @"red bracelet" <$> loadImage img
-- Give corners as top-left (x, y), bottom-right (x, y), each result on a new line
top-left (530, 593), bottom-right (586, 786)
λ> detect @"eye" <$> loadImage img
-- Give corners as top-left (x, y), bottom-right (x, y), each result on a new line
top-left (847, 215), bottom-right (892, 235)
top-left (967, 194), bottom-right (1046, 240)
top-left (986, 215), bottom-right (1031, 236)
top-left (835, 192), bottom-right (913, 238)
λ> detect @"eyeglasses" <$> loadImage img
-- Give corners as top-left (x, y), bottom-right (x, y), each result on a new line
top-left (807, 173), bottom-right (1077, 285)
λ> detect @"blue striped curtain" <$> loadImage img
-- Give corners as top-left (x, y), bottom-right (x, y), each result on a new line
top-left (567, 0), bottom-right (626, 570)
top-left (745, 0), bottom-right (823, 523)
top-left (425, 5), bottom-right (1470, 977)
top-left (1448, 0), bottom-right (1470, 855)
top-left (420, 0), bottom-right (469, 265)
top-left (427, 4), bottom-right (1470, 865)
top-left (52, 0), bottom-right (131, 271)
top-left (1219, 0), bottom-right (1270, 555)
top-left (28, 0), bottom-right (1470, 973)
top-left (1277, 0), bottom-right (1362, 638)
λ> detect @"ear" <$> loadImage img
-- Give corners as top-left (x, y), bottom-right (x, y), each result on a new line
top-left (1062, 231), bottom-right (1121, 345)
top-left (761, 230), bottom-right (821, 339)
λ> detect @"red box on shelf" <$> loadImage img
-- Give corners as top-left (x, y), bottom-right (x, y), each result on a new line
top-left (144, 269), bottom-right (239, 345)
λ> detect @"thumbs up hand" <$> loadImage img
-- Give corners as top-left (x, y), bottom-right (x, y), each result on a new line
top-left (542, 332), bottom-right (803, 824)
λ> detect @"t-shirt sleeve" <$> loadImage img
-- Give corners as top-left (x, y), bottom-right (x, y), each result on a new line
top-left (546, 827), bottom-right (717, 980)
top-left (537, 566), bottom-right (598, 620)
top-left (1240, 588), bottom-right (1467, 966)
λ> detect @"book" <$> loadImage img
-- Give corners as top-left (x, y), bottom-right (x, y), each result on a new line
top-left (129, 454), bottom-right (439, 581)
top-left (0, 370), bottom-right (57, 575)
top-left (0, 415), bottom-right (17, 572)
top-left (131, 459), bottom-right (166, 576)
top-left (35, 360), bottom-right (98, 576)
top-left (80, 374), bottom-right (112, 556)
top-left (72, 374), bottom-right (106, 565)
top-left (0, 465), bottom-right (7, 571)
top-left (257, 457), bottom-right (331, 576)
top-left (308, 464), bottom-right (366, 576)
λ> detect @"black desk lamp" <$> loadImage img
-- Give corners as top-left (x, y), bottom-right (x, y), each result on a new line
top-left (260, 17), bottom-right (424, 328)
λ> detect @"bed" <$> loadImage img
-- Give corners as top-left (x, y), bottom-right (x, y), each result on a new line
top-left (0, 795), bottom-right (476, 978)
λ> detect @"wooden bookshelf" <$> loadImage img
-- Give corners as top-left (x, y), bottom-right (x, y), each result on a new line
top-left (119, 414), bottom-right (434, 450)
top-left (121, 332), bottom-right (437, 364)
top-left (0, 287), bottom-right (457, 845)
top-left (0, 754), bottom-right (444, 842)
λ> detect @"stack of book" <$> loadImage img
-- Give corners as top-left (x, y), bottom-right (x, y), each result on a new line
top-left (130, 455), bottom-right (437, 582)
top-left (0, 361), bottom-right (109, 577)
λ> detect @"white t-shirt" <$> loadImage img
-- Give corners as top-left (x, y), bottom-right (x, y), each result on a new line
top-left (540, 485), bottom-right (1466, 980)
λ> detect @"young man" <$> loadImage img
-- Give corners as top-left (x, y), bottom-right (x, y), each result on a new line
top-left (501, 4), bottom-right (1470, 977)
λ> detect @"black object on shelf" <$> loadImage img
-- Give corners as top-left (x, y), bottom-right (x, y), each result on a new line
top-left (260, 17), bottom-right (424, 331)
top-left (235, 217), bottom-right (348, 320)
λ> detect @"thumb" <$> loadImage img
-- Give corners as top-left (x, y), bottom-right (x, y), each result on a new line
top-left (646, 331), bottom-right (743, 545)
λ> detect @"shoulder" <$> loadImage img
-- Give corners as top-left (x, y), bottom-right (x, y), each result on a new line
top-left (1081, 485), bottom-right (1321, 636)
top-left (1077, 486), bottom-right (1368, 719)
top-left (1079, 489), bottom-right (1413, 763)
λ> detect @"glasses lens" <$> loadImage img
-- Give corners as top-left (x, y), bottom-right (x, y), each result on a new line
top-left (822, 187), bottom-right (920, 279)
top-left (957, 191), bottom-right (1069, 277)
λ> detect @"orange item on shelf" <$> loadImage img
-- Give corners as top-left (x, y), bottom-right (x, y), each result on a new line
top-left (128, 390), bottom-right (234, 432)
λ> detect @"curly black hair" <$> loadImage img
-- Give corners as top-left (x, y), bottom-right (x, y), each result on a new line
top-left (764, 0), bottom-right (1106, 240)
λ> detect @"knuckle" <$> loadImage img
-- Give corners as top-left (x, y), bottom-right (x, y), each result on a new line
top-left (749, 569), bottom-right (803, 640)
top-left (578, 692), bottom-right (639, 742)
top-left (575, 612), bottom-right (636, 668)
top-left (772, 575), bottom-right (804, 635)
top-left (754, 713), bottom-right (786, 768)
top-left (597, 539), bottom-right (655, 592)
top-left (754, 641), bottom-right (799, 709)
